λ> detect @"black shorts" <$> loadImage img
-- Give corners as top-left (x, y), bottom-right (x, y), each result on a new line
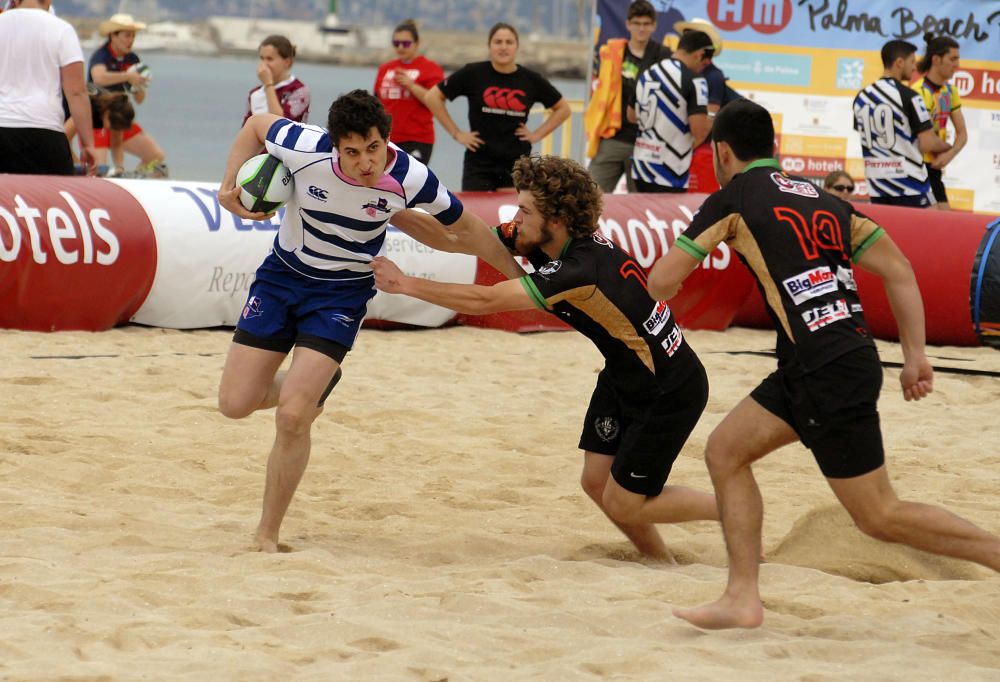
top-left (395, 141), bottom-right (433, 165)
top-left (462, 154), bottom-right (515, 191)
top-left (579, 363), bottom-right (709, 496)
top-left (870, 192), bottom-right (934, 208)
top-left (632, 178), bottom-right (687, 194)
top-left (0, 127), bottom-right (74, 175)
top-left (232, 328), bottom-right (349, 364)
top-left (750, 346), bottom-right (885, 478)
top-left (926, 167), bottom-right (949, 204)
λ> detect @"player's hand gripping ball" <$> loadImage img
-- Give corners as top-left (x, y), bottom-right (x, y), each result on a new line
top-left (236, 154), bottom-right (293, 213)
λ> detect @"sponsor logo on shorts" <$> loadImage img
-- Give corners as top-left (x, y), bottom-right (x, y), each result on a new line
top-left (594, 416), bottom-right (619, 443)
top-left (836, 265), bottom-right (857, 291)
top-left (643, 300), bottom-right (672, 335)
top-left (308, 185), bottom-right (329, 201)
top-left (331, 313), bottom-right (355, 326)
top-left (770, 172), bottom-right (819, 198)
top-left (538, 260), bottom-right (562, 276)
top-left (362, 197), bottom-right (390, 218)
top-left (661, 326), bottom-right (683, 356)
top-left (783, 266), bottom-right (837, 305)
top-left (243, 295), bottom-right (263, 319)
top-left (802, 298), bottom-right (851, 332)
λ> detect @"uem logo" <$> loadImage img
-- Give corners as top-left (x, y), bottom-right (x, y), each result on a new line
top-left (952, 71), bottom-right (974, 98)
top-left (708, 0), bottom-right (792, 34)
top-left (483, 87), bottom-right (527, 112)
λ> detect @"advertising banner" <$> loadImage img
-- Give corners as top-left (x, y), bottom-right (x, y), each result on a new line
top-left (594, 0), bottom-right (1000, 213)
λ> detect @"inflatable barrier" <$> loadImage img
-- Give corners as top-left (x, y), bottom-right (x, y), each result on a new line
top-left (1, 174), bottom-right (997, 346)
top-left (732, 204), bottom-right (1000, 347)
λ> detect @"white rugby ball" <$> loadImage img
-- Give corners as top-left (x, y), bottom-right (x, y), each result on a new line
top-left (236, 153), bottom-right (293, 213)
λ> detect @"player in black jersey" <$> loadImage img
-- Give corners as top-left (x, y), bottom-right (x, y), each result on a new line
top-left (373, 155), bottom-right (718, 563)
top-left (648, 99), bottom-right (1000, 629)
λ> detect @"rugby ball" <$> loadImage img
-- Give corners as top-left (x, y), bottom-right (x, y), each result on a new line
top-left (236, 153), bottom-right (293, 213)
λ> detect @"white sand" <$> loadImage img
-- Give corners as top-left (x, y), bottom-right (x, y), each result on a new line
top-left (2, 325), bottom-right (998, 680)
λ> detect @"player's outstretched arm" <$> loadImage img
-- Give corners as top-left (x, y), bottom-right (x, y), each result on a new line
top-left (219, 113), bottom-right (282, 220)
top-left (854, 234), bottom-right (933, 401)
top-left (648, 245), bottom-right (702, 301)
top-left (372, 256), bottom-right (532, 314)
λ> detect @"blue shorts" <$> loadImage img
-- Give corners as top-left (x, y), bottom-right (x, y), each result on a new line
top-left (236, 252), bottom-right (374, 353)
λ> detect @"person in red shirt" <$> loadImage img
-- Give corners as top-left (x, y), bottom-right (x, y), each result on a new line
top-left (243, 34), bottom-right (310, 126)
top-left (374, 20), bottom-right (444, 164)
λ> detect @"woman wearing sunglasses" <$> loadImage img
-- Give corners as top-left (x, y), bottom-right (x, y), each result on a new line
top-left (374, 19), bottom-right (444, 164)
top-left (822, 170), bottom-right (857, 201)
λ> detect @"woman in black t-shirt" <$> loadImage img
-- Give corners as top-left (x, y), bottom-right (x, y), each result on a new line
top-left (424, 22), bottom-right (571, 191)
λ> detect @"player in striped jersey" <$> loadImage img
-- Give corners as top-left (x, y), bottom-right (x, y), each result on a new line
top-left (216, 89), bottom-right (522, 552)
top-left (852, 40), bottom-right (950, 208)
top-left (628, 30), bottom-right (713, 193)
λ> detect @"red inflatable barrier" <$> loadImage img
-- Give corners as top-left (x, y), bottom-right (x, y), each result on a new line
top-left (732, 203), bottom-right (999, 346)
top-left (456, 192), bottom-right (755, 333)
top-left (0, 176), bottom-right (156, 331)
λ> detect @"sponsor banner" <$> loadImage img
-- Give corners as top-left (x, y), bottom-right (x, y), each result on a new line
top-left (593, 1), bottom-right (1000, 213)
top-left (0, 176), bottom-right (156, 331)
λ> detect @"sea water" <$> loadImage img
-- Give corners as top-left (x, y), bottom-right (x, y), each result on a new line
top-left (129, 52), bottom-right (586, 189)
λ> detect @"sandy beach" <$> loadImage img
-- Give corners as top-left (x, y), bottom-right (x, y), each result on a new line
top-left (2, 324), bottom-right (998, 680)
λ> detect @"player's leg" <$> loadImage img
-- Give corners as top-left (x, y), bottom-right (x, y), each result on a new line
top-left (601, 364), bottom-right (717, 527)
top-left (218, 340), bottom-right (288, 419)
top-left (580, 451), bottom-right (673, 563)
top-left (123, 130), bottom-right (167, 173)
top-left (673, 395), bottom-right (797, 629)
top-left (827, 466), bottom-right (1000, 571)
top-left (254, 343), bottom-right (341, 552)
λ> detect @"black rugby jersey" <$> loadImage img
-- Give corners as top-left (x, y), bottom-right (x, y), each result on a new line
top-left (676, 158), bottom-right (884, 372)
top-left (520, 233), bottom-right (699, 397)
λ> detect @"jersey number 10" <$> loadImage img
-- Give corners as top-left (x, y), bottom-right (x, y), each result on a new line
top-left (774, 207), bottom-right (845, 260)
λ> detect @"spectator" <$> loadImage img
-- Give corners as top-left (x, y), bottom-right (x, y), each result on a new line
top-left (912, 34), bottom-right (967, 211)
top-left (89, 13), bottom-right (168, 177)
top-left (852, 39), bottom-right (948, 208)
top-left (0, 0), bottom-right (95, 175)
top-left (65, 91), bottom-right (134, 175)
top-left (243, 34), bottom-right (310, 126)
top-left (629, 30), bottom-right (713, 193)
top-left (583, 0), bottom-right (671, 193)
top-left (675, 17), bottom-right (740, 194)
top-left (822, 170), bottom-right (856, 201)
top-left (423, 22), bottom-right (571, 191)
top-left (374, 19), bottom-right (443, 164)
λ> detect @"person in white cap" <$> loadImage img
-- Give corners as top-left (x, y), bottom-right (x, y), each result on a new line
top-left (88, 12), bottom-right (167, 176)
top-left (0, 0), bottom-right (95, 174)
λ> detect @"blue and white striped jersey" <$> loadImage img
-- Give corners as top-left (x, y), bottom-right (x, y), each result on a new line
top-left (630, 58), bottom-right (708, 190)
top-left (852, 77), bottom-right (934, 199)
top-left (263, 119), bottom-right (463, 281)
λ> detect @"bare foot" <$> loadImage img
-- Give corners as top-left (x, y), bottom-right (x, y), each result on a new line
top-left (252, 532), bottom-right (279, 553)
top-left (643, 550), bottom-right (678, 566)
top-left (673, 594), bottom-right (764, 630)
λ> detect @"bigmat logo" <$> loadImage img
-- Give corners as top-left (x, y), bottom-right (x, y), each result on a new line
top-left (0, 176), bottom-right (156, 330)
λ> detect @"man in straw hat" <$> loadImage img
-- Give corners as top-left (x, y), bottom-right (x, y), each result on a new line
top-left (0, 0), bottom-right (96, 174)
top-left (674, 17), bottom-right (741, 193)
top-left (88, 12), bottom-right (168, 176)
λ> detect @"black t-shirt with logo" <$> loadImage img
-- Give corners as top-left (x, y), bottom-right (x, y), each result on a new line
top-left (519, 234), bottom-right (701, 399)
top-left (438, 61), bottom-right (563, 163)
top-left (613, 42), bottom-right (672, 144)
top-left (676, 158), bottom-right (884, 373)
